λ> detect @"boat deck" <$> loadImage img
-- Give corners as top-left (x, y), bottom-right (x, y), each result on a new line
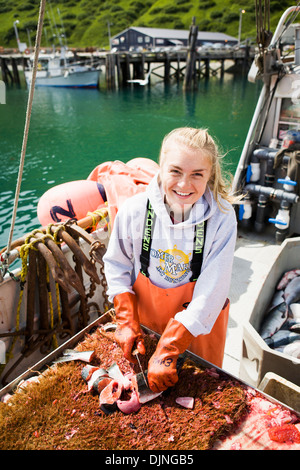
top-left (223, 229), bottom-right (281, 377)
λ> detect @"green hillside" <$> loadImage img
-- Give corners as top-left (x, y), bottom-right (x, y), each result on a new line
top-left (0, 0), bottom-right (293, 49)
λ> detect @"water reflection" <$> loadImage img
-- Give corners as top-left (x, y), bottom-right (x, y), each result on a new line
top-left (0, 75), bottom-right (261, 248)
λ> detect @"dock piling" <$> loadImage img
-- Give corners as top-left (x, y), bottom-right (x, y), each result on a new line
top-left (183, 17), bottom-right (198, 91)
top-left (105, 53), bottom-right (116, 90)
top-left (0, 58), bottom-right (13, 85)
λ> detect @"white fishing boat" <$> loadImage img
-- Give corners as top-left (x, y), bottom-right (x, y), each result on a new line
top-left (226, 4), bottom-right (300, 397)
top-left (24, 48), bottom-right (100, 88)
top-left (0, 2), bottom-right (300, 449)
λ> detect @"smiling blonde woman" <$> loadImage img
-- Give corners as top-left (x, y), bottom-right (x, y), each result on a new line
top-left (104, 127), bottom-right (237, 393)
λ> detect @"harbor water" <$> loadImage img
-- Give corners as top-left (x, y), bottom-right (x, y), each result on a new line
top-left (0, 73), bottom-right (261, 250)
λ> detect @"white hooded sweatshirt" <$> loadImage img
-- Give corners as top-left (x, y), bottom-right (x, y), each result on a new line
top-left (103, 173), bottom-right (237, 338)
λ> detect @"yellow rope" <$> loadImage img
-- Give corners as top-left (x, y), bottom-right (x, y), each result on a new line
top-left (46, 264), bottom-right (58, 350)
top-left (47, 225), bottom-right (63, 336)
top-left (3, 240), bottom-right (32, 367)
top-left (31, 228), bottom-right (61, 245)
top-left (87, 207), bottom-right (111, 238)
top-left (55, 282), bottom-right (62, 330)
top-left (47, 223), bottom-right (65, 242)
top-left (45, 225), bottom-right (64, 349)
top-left (87, 206), bottom-right (110, 230)
top-left (86, 211), bottom-right (98, 229)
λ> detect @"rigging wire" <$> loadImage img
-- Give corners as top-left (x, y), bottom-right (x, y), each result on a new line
top-left (255, 0), bottom-right (272, 49)
top-left (274, 2), bottom-right (300, 47)
top-left (5, 0), bottom-right (47, 258)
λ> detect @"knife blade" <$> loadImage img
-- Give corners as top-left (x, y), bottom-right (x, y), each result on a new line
top-left (135, 369), bottom-right (162, 404)
top-left (132, 348), bottom-right (148, 387)
top-left (133, 354), bottom-right (187, 404)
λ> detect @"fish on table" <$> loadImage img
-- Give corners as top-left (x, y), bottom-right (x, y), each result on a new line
top-left (265, 330), bottom-right (300, 349)
top-left (53, 349), bottom-right (95, 363)
top-left (284, 276), bottom-right (300, 311)
top-left (259, 302), bottom-right (288, 340)
top-left (81, 362), bottom-right (161, 415)
top-left (276, 269), bottom-right (300, 290)
top-left (259, 268), bottom-right (300, 360)
top-left (81, 356), bottom-right (186, 415)
top-left (281, 318), bottom-right (300, 333)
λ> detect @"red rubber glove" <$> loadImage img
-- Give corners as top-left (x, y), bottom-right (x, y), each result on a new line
top-left (113, 292), bottom-right (145, 363)
top-left (147, 318), bottom-right (193, 393)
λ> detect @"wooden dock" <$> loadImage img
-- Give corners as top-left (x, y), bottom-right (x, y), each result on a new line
top-left (0, 47), bottom-right (254, 89)
top-left (104, 46), bottom-right (254, 89)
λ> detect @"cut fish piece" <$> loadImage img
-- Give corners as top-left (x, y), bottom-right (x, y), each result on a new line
top-left (117, 389), bottom-right (141, 414)
top-left (53, 349), bottom-right (95, 363)
top-left (81, 365), bottom-right (101, 382)
top-left (175, 397), bottom-right (194, 409)
top-left (108, 363), bottom-right (131, 389)
top-left (87, 368), bottom-right (109, 391)
top-left (93, 376), bottom-right (113, 394)
top-left (99, 380), bottom-right (123, 406)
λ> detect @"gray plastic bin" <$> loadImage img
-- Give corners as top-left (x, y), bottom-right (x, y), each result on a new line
top-left (239, 237), bottom-right (300, 388)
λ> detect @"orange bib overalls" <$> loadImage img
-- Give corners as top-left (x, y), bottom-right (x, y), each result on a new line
top-left (133, 200), bottom-right (229, 368)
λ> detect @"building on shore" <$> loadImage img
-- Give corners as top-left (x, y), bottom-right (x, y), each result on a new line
top-left (111, 26), bottom-right (238, 52)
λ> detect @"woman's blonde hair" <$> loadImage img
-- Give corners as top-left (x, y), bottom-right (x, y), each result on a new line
top-left (159, 127), bottom-right (238, 209)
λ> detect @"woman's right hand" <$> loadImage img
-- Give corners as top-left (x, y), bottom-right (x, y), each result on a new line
top-left (113, 292), bottom-right (145, 363)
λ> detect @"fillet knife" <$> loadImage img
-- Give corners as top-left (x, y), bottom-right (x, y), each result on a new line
top-left (132, 349), bottom-right (148, 387)
top-left (132, 351), bottom-right (186, 404)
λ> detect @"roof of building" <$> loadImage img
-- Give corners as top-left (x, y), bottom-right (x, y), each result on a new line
top-left (112, 27), bottom-right (238, 43)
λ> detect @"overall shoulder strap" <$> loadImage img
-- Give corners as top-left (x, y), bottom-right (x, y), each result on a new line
top-left (140, 199), bottom-right (156, 277)
top-left (189, 220), bottom-right (207, 282)
top-left (140, 199), bottom-right (206, 281)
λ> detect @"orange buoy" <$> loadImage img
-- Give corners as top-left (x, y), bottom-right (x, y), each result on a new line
top-left (37, 180), bottom-right (106, 226)
top-left (38, 159), bottom-right (159, 229)
top-left (87, 158), bottom-right (159, 227)
top-left (126, 157), bottom-right (159, 175)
